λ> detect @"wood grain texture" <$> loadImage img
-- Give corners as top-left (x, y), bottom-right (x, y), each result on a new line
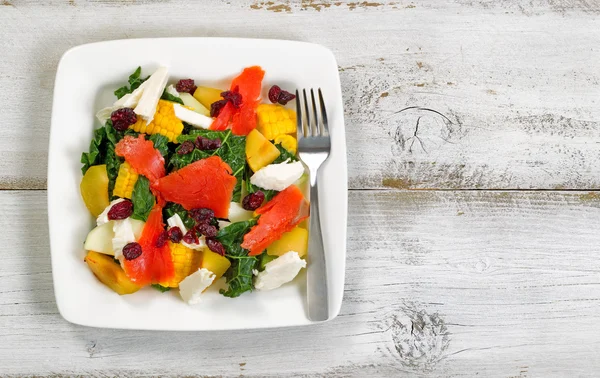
top-left (3, 1), bottom-right (600, 377)
top-left (2, 190), bottom-right (600, 377)
top-left (0, 0), bottom-right (599, 189)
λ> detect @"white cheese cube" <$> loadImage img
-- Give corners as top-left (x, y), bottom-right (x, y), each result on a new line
top-left (254, 251), bottom-right (306, 291)
top-left (179, 268), bottom-right (216, 305)
top-left (134, 66), bottom-right (169, 124)
top-left (112, 218), bottom-right (136, 261)
top-left (173, 103), bottom-right (213, 129)
top-left (250, 160), bottom-right (305, 191)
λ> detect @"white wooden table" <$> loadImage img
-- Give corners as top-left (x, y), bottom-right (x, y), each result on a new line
top-left (2, 1), bottom-right (600, 376)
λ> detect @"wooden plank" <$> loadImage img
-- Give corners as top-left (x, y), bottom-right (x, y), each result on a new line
top-left (2, 189), bottom-right (600, 376)
top-left (0, 1), bottom-right (599, 189)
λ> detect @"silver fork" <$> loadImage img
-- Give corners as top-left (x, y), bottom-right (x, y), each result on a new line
top-left (296, 88), bottom-right (331, 322)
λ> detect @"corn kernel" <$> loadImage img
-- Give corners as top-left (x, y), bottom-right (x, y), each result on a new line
top-left (129, 100), bottom-right (184, 143)
top-left (256, 103), bottom-right (297, 140)
top-left (159, 242), bottom-right (203, 288)
top-left (113, 162), bottom-right (139, 199)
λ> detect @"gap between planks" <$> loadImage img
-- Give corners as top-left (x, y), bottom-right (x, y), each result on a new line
top-left (5, 188), bottom-right (600, 192)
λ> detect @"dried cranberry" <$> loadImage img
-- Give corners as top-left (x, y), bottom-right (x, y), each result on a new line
top-left (242, 191), bottom-right (265, 211)
top-left (195, 136), bottom-right (221, 151)
top-left (206, 238), bottom-right (226, 256)
top-left (168, 227), bottom-right (183, 243)
top-left (107, 199), bottom-right (134, 220)
top-left (176, 79), bottom-right (197, 94)
top-left (210, 99), bottom-right (228, 117)
top-left (155, 230), bottom-right (168, 248)
top-left (221, 86), bottom-right (242, 108)
top-left (277, 89), bottom-right (296, 105)
top-left (177, 140), bottom-right (195, 155)
top-left (122, 242), bottom-right (142, 261)
top-left (195, 223), bottom-right (217, 238)
top-left (182, 229), bottom-right (199, 245)
top-left (268, 85), bottom-right (282, 103)
top-left (190, 208), bottom-right (215, 224)
top-left (110, 108), bottom-right (138, 131)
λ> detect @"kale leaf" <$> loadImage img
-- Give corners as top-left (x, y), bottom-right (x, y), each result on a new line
top-left (217, 219), bottom-right (258, 298)
top-left (104, 121), bottom-right (124, 199)
top-left (169, 148), bottom-right (212, 171)
top-left (163, 202), bottom-right (195, 230)
top-left (272, 143), bottom-right (299, 164)
top-left (80, 120), bottom-right (127, 196)
top-left (80, 126), bottom-right (107, 174)
top-left (148, 134), bottom-right (169, 159)
top-left (130, 176), bottom-right (155, 221)
top-left (259, 252), bottom-right (277, 271)
top-left (114, 66), bottom-right (148, 99)
top-left (151, 284), bottom-right (171, 292)
top-left (161, 90), bottom-right (184, 105)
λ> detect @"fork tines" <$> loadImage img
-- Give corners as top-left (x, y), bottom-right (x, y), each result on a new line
top-left (296, 88), bottom-right (330, 139)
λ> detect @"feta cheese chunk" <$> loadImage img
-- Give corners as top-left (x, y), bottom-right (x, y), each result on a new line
top-left (228, 202), bottom-right (254, 223)
top-left (134, 66), bottom-right (169, 124)
top-left (179, 268), bottom-right (216, 305)
top-left (165, 84), bottom-right (180, 97)
top-left (173, 103), bottom-right (213, 129)
top-left (254, 251), bottom-right (306, 291)
top-left (250, 160), bottom-right (305, 191)
top-left (96, 198), bottom-right (127, 226)
top-left (112, 218), bottom-right (136, 261)
top-left (95, 80), bottom-right (149, 124)
top-left (115, 79), bottom-right (149, 108)
top-left (166, 213), bottom-right (187, 233)
top-left (166, 214), bottom-right (205, 250)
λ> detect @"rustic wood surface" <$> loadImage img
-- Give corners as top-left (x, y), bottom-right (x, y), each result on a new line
top-left (1, 0), bottom-right (600, 376)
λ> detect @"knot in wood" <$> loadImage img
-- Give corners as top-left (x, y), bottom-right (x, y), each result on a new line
top-left (388, 306), bottom-right (450, 370)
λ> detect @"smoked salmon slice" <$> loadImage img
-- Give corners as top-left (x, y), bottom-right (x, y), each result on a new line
top-left (241, 185), bottom-right (309, 256)
top-left (115, 135), bottom-right (166, 182)
top-left (153, 156), bottom-right (236, 218)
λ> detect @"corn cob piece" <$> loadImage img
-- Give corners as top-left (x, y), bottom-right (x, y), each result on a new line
top-left (130, 99), bottom-right (184, 143)
top-left (273, 134), bottom-right (297, 155)
top-left (113, 162), bottom-right (138, 199)
top-left (160, 242), bottom-right (202, 288)
top-left (256, 104), bottom-right (296, 140)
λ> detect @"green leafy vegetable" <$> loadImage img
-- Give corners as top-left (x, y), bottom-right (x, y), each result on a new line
top-left (259, 252), bottom-right (277, 271)
top-left (163, 203), bottom-right (195, 230)
top-left (177, 129), bottom-right (228, 143)
top-left (80, 127), bottom-right (107, 174)
top-left (104, 121), bottom-right (124, 198)
top-left (114, 86), bottom-right (131, 100)
top-left (175, 129), bottom-right (246, 201)
top-left (130, 176), bottom-right (155, 221)
top-left (151, 284), bottom-right (171, 292)
top-left (169, 148), bottom-right (212, 171)
top-left (114, 67), bottom-right (148, 99)
top-left (161, 90), bottom-right (184, 105)
top-left (272, 143), bottom-right (299, 164)
top-left (148, 134), bottom-right (169, 158)
top-left (217, 219), bottom-right (258, 298)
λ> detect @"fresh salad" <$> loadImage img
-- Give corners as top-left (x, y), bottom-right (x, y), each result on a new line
top-left (80, 65), bottom-right (310, 303)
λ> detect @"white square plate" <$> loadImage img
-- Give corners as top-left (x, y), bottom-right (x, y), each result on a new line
top-left (48, 38), bottom-right (347, 330)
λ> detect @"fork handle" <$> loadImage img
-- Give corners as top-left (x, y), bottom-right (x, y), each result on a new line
top-left (307, 169), bottom-right (329, 321)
